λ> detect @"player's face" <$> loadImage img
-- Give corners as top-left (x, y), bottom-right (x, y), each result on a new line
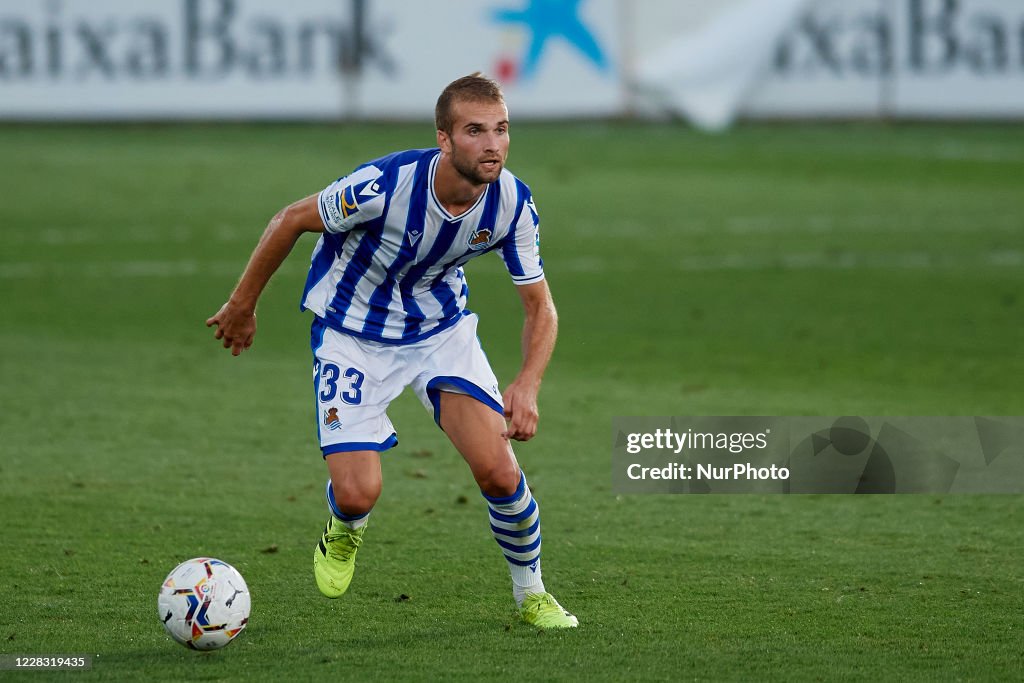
top-left (441, 99), bottom-right (509, 186)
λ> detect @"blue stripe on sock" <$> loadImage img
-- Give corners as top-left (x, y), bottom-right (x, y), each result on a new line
top-left (326, 479), bottom-right (343, 518)
top-left (481, 473), bottom-right (526, 505)
top-left (504, 554), bottom-right (541, 567)
top-left (489, 518), bottom-right (540, 539)
top-left (495, 534), bottom-right (542, 555)
top-left (488, 499), bottom-right (537, 524)
top-left (335, 510), bottom-right (369, 523)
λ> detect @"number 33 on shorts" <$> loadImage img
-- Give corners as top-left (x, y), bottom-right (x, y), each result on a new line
top-left (315, 362), bottom-right (365, 405)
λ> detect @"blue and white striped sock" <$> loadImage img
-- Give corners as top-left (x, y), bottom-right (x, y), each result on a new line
top-left (484, 473), bottom-right (545, 606)
top-left (326, 479), bottom-right (370, 530)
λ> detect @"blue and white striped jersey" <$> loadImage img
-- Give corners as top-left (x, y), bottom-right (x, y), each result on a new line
top-left (301, 148), bottom-right (544, 344)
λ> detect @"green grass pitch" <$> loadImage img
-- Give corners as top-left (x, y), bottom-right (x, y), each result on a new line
top-left (0, 122), bottom-right (1021, 681)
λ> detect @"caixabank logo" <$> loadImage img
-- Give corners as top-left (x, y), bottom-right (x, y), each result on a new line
top-left (488, 0), bottom-right (610, 83)
top-left (0, 0), bottom-right (395, 82)
top-left (774, 0), bottom-right (1024, 77)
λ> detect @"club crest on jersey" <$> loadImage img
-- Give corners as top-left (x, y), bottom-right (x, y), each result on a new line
top-left (323, 408), bottom-right (342, 431)
top-left (468, 227), bottom-right (493, 250)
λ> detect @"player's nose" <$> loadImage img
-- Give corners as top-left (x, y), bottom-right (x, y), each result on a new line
top-left (482, 131), bottom-right (502, 151)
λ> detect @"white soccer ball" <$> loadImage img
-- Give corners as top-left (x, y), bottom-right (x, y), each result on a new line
top-left (157, 557), bottom-right (250, 650)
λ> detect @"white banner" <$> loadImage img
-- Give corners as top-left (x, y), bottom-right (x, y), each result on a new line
top-left (2, 0), bottom-right (1023, 124)
top-left (633, 0), bottom-right (810, 131)
top-left (744, 0), bottom-right (1024, 119)
top-left (0, 0), bottom-right (621, 119)
top-left (0, 0), bottom-right (349, 118)
top-left (360, 0), bottom-right (621, 118)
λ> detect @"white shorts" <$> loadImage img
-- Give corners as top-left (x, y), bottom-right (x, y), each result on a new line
top-left (310, 313), bottom-right (504, 457)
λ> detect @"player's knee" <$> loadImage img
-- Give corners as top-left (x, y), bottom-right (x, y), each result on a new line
top-left (333, 477), bottom-right (381, 514)
top-left (477, 461), bottom-right (521, 499)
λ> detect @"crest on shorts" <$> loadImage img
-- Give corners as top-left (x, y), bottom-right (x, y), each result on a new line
top-left (323, 408), bottom-right (342, 431)
top-left (468, 227), bottom-right (493, 250)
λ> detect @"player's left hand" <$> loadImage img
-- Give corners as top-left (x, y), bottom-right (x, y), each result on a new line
top-left (501, 377), bottom-right (541, 441)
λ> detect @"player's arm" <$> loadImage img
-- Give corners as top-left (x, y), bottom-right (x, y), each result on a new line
top-left (206, 194), bottom-right (324, 356)
top-left (502, 279), bottom-right (558, 441)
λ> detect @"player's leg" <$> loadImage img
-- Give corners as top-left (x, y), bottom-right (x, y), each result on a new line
top-left (314, 450), bottom-right (381, 598)
top-left (311, 319), bottom-right (404, 598)
top-left (438, 391), bottom-right (577, 628)
top-left (438, 391), bottom-right (520, 497)
top-left (326, 450), bottom-right (382, 518)
top-left (409, 314), bottom-right (577, 627)
top-left (438, 392), bottom-right (539, 598)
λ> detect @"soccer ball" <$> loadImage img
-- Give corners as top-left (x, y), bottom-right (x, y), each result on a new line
top-left (158, 557), bottom-right (250, 650)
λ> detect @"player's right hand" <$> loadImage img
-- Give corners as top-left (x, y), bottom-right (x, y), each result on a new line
top-left (501, 377), bottom-right (541, 442)
top-left (206, 302), bottom-right (257, 356)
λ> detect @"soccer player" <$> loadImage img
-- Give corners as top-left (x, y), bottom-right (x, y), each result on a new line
top-left (206, 73), bottom-right (577, 629)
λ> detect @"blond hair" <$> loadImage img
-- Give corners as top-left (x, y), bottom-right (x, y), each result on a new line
top-left (435, 72), bottom-right (505, 134)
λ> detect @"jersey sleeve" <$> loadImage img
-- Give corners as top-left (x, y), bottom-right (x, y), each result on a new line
top-left (500, 192), bottom-right (545, 286)
top-left (317, 164), bottom-right (387, 233)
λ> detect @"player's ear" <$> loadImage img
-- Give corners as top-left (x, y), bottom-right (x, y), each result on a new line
top-left (437, 129), bottom-right (451, 154)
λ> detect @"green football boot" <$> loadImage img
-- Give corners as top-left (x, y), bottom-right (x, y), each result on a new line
top-left (313, 516), bottom-right (366, 598)
top-left (519, 592), bottom-right (579, 629)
